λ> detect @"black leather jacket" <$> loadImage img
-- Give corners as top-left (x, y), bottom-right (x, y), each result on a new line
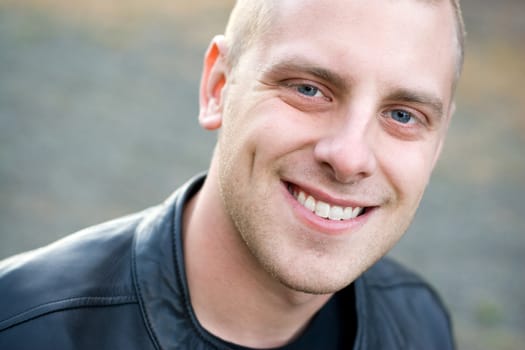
top-left (0, 174), bottom-right (454, 349)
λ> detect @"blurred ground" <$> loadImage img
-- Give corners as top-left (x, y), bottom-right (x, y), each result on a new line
top-left (0, 0), bottom-right (524, 349)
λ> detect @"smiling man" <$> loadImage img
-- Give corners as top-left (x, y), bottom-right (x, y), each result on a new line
top-left (0, 0), bottom-right (464, 349)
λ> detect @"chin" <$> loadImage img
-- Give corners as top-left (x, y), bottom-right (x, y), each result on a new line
top-left (276, 272), bottom-right (354, 295)
top-left (264, 257), bottom-right (363, 295)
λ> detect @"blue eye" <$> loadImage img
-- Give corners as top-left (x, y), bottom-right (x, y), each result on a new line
top-left (296, 84), bottom-right (320, 97)
top-left (390, 109), bottom-right (414, 124)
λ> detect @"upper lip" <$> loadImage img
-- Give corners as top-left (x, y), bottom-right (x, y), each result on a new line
top-left (284, 180), bottom-right (376, 208)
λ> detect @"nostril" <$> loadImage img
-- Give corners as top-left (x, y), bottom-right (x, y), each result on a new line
top-left (313, 127), bottom-right (378, 184)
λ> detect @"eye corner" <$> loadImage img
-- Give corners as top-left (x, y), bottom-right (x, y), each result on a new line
top-left (382, 106), bottom-right (430, 126)
top-left (379, 106), bottom-right (435, 141)
top-left (282, 79), bottom-right (333, 102)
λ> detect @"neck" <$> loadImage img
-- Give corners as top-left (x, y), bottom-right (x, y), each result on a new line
top-left (182, 170), bottom-right (331, 348)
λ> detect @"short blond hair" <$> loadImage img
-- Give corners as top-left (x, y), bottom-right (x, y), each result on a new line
top-left (224, 1), bottom-right (274, 67)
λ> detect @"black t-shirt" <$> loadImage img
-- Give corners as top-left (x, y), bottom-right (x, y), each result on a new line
top-left (222, 286), bottom-right (356, 350)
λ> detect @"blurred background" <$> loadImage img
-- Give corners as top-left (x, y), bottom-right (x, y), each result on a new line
top-left (0, 0), bottom-right (523, 348)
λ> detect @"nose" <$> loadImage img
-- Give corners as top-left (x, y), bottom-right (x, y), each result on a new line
top-left (313, 111), bottom-right (378, 184)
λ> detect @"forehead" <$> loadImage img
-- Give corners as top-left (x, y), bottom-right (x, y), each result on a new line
top-left (271, 0), bottom-right (453, 31)
top-left (234, 0), bottom-right (457, 102)
top-left (268, 0), bottom-right (455, 61)
top-left (239, 0), bottom-right (457, 99)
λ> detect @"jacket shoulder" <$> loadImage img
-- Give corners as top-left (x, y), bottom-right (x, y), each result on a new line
top-left (362, 256), bottom-right (451, 313)
top-left (0, 210), bottom-right (151, 331)
top-left (363, 256), bottom-right (432, 287)
top-left (358, 257), bottom-right (455, 349)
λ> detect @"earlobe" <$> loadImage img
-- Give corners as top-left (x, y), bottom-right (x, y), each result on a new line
top-left (198, 35), bottom-right (228, 131)
top-left (201, 97), bottom-right (222, 130)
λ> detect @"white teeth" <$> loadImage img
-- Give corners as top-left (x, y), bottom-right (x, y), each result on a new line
top-left (329, 206), bottom-right (344, 220)
top-left (304, 195), bottom-right (316, 212)
top-left (343, 207), bottom-right (354, 220)
top-left (297, 191), bottom-right (306, 205)
top-left (292, 189), bottom-right (364, 221)
top-left (315, 201), bottom-right (330, 218)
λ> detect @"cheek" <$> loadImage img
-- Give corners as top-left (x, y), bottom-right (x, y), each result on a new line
top-left (377, 140), bottom-right (438, 202)
top-left (231, 99), bottom-right (318, 161)
top-left (217, 98), bottom-right (292, 185)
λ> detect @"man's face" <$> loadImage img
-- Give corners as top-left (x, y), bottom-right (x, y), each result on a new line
top-left (207, 0), bottom-right (457, 294)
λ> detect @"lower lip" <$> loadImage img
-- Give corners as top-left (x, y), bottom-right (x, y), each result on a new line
top-left (281, 182), bottom-right (371, 236)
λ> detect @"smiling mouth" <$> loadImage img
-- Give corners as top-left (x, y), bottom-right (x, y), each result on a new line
top-left (286, 183), bottom-right (367, 221)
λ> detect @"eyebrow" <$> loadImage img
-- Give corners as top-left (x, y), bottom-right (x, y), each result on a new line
top-left (260, 58), bottom-right (445, 119)
top-left (385, 89), bottom-right (445, 120)
top-left (260, 59), bottom-right (351, 94)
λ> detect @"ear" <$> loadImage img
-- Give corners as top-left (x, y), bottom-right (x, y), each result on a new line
top-left (431, 102), bottom-right (455, 170)
top-left (198, 35), bottom-right (229, 131)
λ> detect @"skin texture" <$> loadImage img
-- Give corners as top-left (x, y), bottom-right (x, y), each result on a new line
top-left (224, 0), bottom-right (465, 80)
top-left (184, 0), bottom-right (458, 347)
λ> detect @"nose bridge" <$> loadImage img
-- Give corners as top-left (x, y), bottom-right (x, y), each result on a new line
top-left (314, 104), bottom-right (378, 183)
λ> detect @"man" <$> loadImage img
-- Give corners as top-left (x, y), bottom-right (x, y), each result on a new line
top-left (0, 0), bottom-right (464, 349)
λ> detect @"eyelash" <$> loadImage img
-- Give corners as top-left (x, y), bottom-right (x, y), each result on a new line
top-left (276, 79), bottom-right (429, 133)
top-left (282, 81), bottom-right (332, 102)
top-left (384, 109), bottom-right (417, 125)
top-left (379, 107), bottom-right (431, 140)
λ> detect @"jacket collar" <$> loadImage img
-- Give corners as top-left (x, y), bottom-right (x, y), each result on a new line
top-left (132, 173), bottom-right (210, 349)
